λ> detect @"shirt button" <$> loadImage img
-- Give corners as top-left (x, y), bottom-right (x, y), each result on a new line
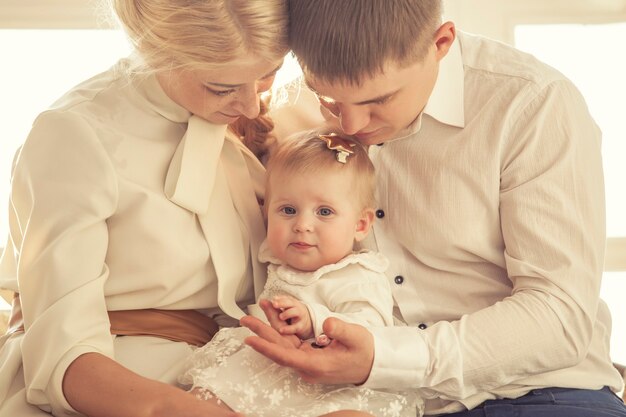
top-left (376, 209), bottom-right (385, 219)
top-left (394, 275), bottom-right (404, 285)
top-left (418, 323), bottom-right (428, 330)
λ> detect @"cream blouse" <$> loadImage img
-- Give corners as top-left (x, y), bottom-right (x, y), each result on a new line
top-left (0, 58), bottom-right (266, 414)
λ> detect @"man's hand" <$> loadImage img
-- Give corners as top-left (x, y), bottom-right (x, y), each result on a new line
top-left (270, 294), bottom-right (313, 339)
top-left (240, 312), bottom-right (375, 385)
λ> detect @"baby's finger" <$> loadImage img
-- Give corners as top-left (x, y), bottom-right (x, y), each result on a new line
top-left (279, 308), bottom-right (302, 322)
top-left (278, 322), bottom-right (304, 335)
top-left (258, 299), bottom-right (286, 330)
top-left (271, 295), bottom-right (296, 309)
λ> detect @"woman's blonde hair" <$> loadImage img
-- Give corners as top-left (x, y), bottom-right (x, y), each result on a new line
top-left (111, 0), bottom-right (289, 159)
top-left (111, 0), bottom-right (288, 73)
top-left (265, 131), bottom-right (376, 212)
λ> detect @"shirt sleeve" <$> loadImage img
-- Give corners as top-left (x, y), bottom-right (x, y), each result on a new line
top-left (9, 110), bottom-right (118, 414)
top-left (364, 79), bottom-right (606, 399)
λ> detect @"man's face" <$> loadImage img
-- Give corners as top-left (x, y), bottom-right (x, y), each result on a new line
top-left (305, 44), bottom-right (440, 146)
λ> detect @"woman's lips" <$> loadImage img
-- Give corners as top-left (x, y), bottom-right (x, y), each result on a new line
top-left (219, 112), bottom-right (240, 121)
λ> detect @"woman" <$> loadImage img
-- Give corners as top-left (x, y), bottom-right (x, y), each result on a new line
top-left (0, 0), bottom-right (287, 415)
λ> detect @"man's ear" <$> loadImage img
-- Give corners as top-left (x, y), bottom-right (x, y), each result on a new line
top-left (354, 208), bottom-right (375, 242)
top-left (433, 21), bottom-right (456, 61)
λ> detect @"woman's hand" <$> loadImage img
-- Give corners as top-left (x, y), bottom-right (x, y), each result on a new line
top-left (241, 312), bottom-right (375, 385)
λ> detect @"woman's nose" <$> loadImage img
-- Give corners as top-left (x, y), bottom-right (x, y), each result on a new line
top-left (232, 84), bottom-right (261, 119)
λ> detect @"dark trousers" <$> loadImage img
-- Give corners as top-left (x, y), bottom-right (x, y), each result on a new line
top-left (441, 387), bottom-right (626, 417)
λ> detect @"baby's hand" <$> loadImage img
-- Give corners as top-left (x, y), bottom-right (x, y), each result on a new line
top-left (314, 333), bottom-right (332, 347)
top-left (271, 294), bottom-right (313, 340)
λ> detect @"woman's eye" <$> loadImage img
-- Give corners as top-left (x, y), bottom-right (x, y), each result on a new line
top-left (281, 206), bottom-right (296, 215)
top-left (318, 207), bottom-right (333, 216)
top-left (206, 87), bottom-right (235, 97)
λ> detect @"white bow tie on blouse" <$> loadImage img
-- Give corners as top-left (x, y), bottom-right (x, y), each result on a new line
top-left (164, 115), bottom-right (266, 319)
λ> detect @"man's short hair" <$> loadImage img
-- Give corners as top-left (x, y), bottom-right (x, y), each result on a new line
top-left (288, 0), bottom-right (443, 84)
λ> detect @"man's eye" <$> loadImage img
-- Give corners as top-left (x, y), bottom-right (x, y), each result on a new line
top-left (318, 207), bottom-right (333, 216)
top-left (281, 206), bottom-right (296, 215)
top-left (373, 96), bottom-right (391, 105)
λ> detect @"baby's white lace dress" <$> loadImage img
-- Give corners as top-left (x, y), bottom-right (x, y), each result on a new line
top-left (179, 250), bottom-right (423, 417)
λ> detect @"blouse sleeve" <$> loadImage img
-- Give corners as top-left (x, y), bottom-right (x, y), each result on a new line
top-left (305, 263), bottom-right (395, 337)
top-left (9, 110), bottom-right (118, 415)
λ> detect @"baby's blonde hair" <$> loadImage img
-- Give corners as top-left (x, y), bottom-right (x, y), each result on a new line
top-left (266, 131), bottom-right (376, 212)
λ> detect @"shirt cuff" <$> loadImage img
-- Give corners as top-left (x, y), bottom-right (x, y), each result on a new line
top-left (305, 303), bottom-right (331, 338)
top-left (361, 326), bottom-right (430, 389)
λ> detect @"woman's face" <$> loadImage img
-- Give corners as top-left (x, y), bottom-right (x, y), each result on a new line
top-left (157, 56), bottom-right (284, 124)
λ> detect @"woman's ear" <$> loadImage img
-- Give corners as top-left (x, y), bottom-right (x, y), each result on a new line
top-left (354, 208), bottom-right (375, 242)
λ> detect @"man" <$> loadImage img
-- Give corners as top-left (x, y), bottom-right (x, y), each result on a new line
top-left (245, 1), bottom-right (626, 415)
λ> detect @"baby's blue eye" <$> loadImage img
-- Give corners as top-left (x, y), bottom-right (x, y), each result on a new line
top-left (281, 206), bottom-right (296, 215)
top-left (318, 207), bottom-right (333, 216)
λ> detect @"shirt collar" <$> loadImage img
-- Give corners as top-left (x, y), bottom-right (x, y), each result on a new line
top-left (390, 34), bottom-right (465, 141)
top-left (423, 34), bottom-right (465, 128)
top-left (122, 57), bottom-right (191, 123)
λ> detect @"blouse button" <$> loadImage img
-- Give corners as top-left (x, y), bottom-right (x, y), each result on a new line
top-left (418, 323), bottom-right (428, 330)
top-left (394, 275), bottom-right (404, 285)
top-left (376, 209), bottom-right (385, 219)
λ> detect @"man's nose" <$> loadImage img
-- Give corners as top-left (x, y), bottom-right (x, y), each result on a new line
top-left (338, 105), bottom-right (370, 135)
